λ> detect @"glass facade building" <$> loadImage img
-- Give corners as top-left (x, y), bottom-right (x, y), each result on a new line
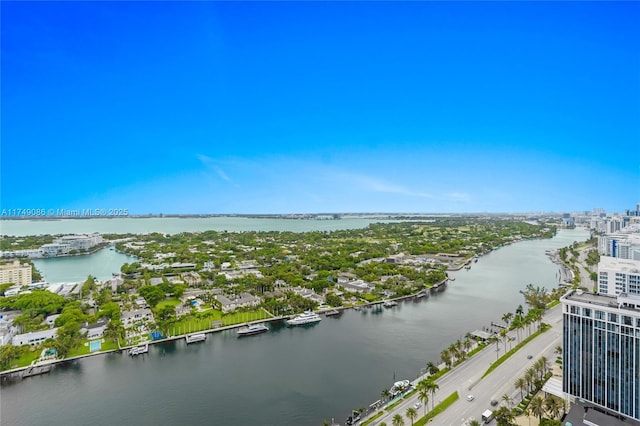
top-left (562, 290), bottom-right (640, 421)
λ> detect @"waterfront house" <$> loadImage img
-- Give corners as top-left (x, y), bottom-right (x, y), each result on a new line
top-left (339, 279), bottom-right (374, 293)
top-left (215, 293), bottom-right (262, 313)
top-left (121, 308), bottom-right (154, 328)
top-left (291, 287), bottom-right (325, 304)
top-left (81, 319), bottom-right (108, 339)
top-left (12, 328), bottom-right (58, 346)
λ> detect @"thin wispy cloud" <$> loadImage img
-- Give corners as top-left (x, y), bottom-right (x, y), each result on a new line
top-left (332, 170), bottom-right (434, 199)
top-left (444, 192), bottom-right (470, 202)
top-left (197, 154), bottom-right (233, 183)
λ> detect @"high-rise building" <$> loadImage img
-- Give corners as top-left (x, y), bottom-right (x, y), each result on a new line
top-left (561, 289), bottom-right (640, 422)
top-left (597, 257), bottom-right (640, 296)
top-left (0, 261), bottom-right (32, 286)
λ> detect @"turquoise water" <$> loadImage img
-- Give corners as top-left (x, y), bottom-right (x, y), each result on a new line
top-left (32, 248), bottom-right (137, 283)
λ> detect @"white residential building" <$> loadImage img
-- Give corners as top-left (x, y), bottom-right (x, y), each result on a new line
top-left (12, 328), bottom-right (58, 346)
top-left (599, 232), bottom-right (640, 261)
top-left (339, 279), bottom-right (374, 293)
top-left (54, 234), bottom-right (103, 251)
top-left (597, 256), bottom-right (640, 296)
top-left (121, 308), bottom-right (154, 328)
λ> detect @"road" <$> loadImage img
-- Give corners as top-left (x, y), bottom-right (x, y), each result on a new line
top-left (367, 305), bottom-right (563, 426)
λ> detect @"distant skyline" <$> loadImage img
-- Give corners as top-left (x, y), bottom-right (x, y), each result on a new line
top-left (2, 1), bottom-right (639, 214)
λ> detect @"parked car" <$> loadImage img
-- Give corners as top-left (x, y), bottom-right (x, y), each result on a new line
top-left (467, 394), bottom-right (475, 401)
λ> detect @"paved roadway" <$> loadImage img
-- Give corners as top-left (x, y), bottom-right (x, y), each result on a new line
top-left (367, 305), bottom-right (563, 426)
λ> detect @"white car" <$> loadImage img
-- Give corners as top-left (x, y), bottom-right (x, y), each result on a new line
top-left (413, 402), bottom-right (422, 409)
top-left (466, 394), bottom-right (475, 401)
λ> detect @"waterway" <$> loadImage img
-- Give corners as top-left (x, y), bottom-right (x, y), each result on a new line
top-left (32, 249), bottom-right (138, 284)
top-left (0, 228), bottom-right (589, 426)
top-left (0, 216), bottom-right (396, 236)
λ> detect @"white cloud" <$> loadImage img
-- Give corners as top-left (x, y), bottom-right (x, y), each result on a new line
top-left (197, 154), bottom-right (232, 182)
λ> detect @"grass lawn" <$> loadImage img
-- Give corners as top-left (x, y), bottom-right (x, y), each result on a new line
top-left (67, 338), bottom-right (120, 358)
top-left (221, 309), bottom-right (271, 326)
top-left (414, 391), bottom-right (459, 425)
top-left (155, 299), bottom-right (180, 311)
top-left (5, 349), bottom-right (41, 370)
top-left (168, 309), bottom-right (272, 336)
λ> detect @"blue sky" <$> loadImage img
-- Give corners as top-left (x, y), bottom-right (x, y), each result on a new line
top-left (2, 1), bottom-right (639, 214)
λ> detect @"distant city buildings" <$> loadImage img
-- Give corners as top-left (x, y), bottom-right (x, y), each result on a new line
top-left (561, 203), bottom-right (640, 423)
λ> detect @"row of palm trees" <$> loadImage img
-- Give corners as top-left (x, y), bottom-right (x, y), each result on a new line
top-left (513, 356), bottom-right (551, 400)
top-left (377, 377), bottom-right (440, 426)
top-left (439, 334), bottom-right (475, 369)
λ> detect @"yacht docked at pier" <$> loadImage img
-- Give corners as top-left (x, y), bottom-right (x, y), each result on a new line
top-left (237, 323), bottom-right (269, 336)
top-left (286, 311), bottom-right (322, 326)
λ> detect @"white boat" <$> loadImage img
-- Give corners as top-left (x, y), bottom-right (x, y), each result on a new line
top-left (286, 311), bottom-right (322, 326)
top-left (324, 309), bottom-right (340, 316)
top-left (383, 300), bottom-right (398, 308)
top-left (186, 333), bottom-right (206, 344)
top-left (237, 323), bottom-right (269, 337)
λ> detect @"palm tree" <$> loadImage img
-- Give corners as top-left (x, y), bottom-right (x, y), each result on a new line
top-left (392, 413), bottom-right (405, 426)
top-left (545, 395), bottom-right (562, 420)
top-left (529, 396), bottom-right (546, 422)
top-left (463, 337), bottom-right (473, 355)
top-left (440, 349), bottom-right (452, 369)
top-left (514, 377), bottom-right (527, 400)
top-left (381, 388), bottom-right (391, 401)
top-left (554, 345), bottom-right (562, 356)
top-left (405, 407), bottom-right (418, 426)
top-left (493, 406), bottom-right (514, 425)
top-left (525, 368), bottom-right (536, 393)
top-left (426, 361), bottom-right (439, 376)
top-left (469, 420), bottom-right (481, 426)
top-left (502, 393), bottom-right (512, 409)
top-left (502, 312), bottom-right (513, 328)
top-left (418, 389), bottom-right (429, 416)
top-left (500, 328), bottom-right (509, 354)
top-left (425, 379), bottom-right (439, 411)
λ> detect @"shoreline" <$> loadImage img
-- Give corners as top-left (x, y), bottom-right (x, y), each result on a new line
top-left (1, 280), bottom-right (448, 379)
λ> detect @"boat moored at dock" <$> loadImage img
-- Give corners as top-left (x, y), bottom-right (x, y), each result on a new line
top-left (237, 324), bottom-right (269, 337)
top-left (286, 311), bottom-right (322, 326)
top-left (186, 333), bottom-right (206, 344)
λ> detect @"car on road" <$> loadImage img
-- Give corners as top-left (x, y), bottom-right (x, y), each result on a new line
top-left (527, 355), bottom-right (533, 359)
top-left (466, 394), bottom-right (474, 401)
top-left (413, 402), bottom-right (422, 409)
top-left (490, 399), bottom-right (499, 406)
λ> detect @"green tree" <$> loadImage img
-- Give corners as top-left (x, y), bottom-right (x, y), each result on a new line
top-left (418, 389), bottom-right (429, 417)
top-left (392, 414), bottom-right (405, 426)
top-left (405, 407), bottom-right (417, 426)
top-left (156, 304), bottom-right (176, 322)
top-left (529, 396), bottom-right (546, 422)
top-left (139, 285), bottom-right (166, 307)
top-left (325, 293), bottom-right (343, 307)
top-left (98, 302), bottom-right (121, 322)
